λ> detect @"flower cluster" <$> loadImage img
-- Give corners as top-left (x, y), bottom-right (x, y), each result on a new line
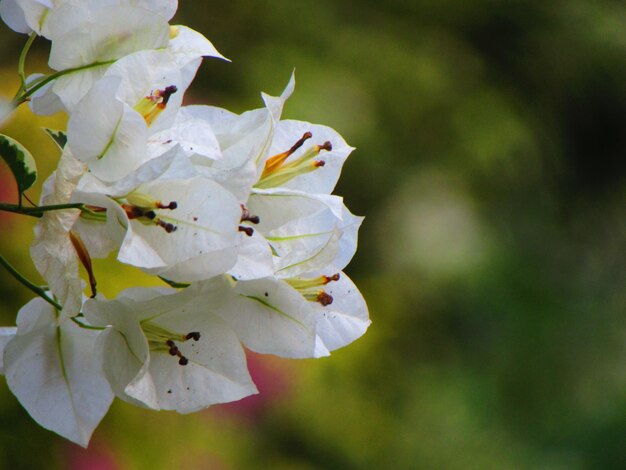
top-left (0, 0), bottom-right (369, 446)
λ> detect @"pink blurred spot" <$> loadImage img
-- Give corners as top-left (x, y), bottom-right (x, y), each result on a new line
top-left (213, 350), bottom-right (296, 421)
top-left (66, 442), bottom-right (120, 470)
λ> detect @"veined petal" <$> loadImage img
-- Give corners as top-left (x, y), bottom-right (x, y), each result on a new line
top-left (267, 119), bottom-right (354, 194)
top-left (307, 271), bottom-right (370, 352)
top-left (228, 229), bottom-right (275, 281)
top-left (148, 107), bottom-right (222, 162)
top-left (68, 76), bottom-right (149, 182)
top-left (186, 105), bottom-right (274, 201)
top-left (206, 277), bottom-right (322, 358)
top-left (4, 298), bottom-right (113, 447)
top-left (247, 189), bottom-right (350, 277)
top-left (125, 177), bottom-right (241, 281)
top-left (84, 289), bottom-right (257, 412)
top-left (48, 6), bottom-right (170, 70)
top-left (104, 49), bottom-right (186, 133)
top-left (50, 66), bottom-right (109, 112)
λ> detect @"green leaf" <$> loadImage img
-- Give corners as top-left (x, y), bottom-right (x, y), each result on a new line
top-left (42, 128), bottom-right (67, 150)
top-left (0, 134), bottom-right (37, 197)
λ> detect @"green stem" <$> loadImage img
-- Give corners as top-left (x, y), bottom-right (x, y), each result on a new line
top-left (71, 317), bottom-right (105, 331)
top-left (0, 254), bottom-right (62, 311)
top-left (16, 33), bottom-right (37, 94)
top-left (0, 202), bottom-right (85, 218)
top-left (12, 59), bottom-right (116, 106)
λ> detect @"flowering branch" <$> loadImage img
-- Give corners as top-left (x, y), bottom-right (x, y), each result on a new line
top-left (0, 202), bottom-right (85, 218)
top-left (0, 254), bottom-right (61, 310)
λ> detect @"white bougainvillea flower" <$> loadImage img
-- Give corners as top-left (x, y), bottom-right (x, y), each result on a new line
top-left (183, 74), bottom-right (353, 197)
top-left (29, 13), bottom-right (225, 115)
top-left (284, 271), bottom-right (370, 352)
top-left (230, 188), bottom-right (363, 280)
top-left (30, 148), bottom-right (88, 319)
top-left (254, 118), bottom-right (354, 194)
top-left (189, 275), bottom-right (327, 359)
top-left (67, 49), bottom-right (194, 181)
top-left (3, 298), bottom-right (114, 447)
top-left (179, 74), bottom-right (295, 201)
top-left (83, 287), bottom-right (257, 412)
top-left (72, 148), bottom-right (242, 282)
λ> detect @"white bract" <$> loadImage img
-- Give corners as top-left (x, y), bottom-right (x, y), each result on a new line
top-left (73, 149), bottom-right (242, 282)
top-left (83, 287), bottom-right (257, 412)
top-left (67, 50), bottom-right (194, 181)
top-left (3, 298), bottom-right (113, 447)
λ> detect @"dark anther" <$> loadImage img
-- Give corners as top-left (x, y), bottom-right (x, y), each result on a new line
top-left (178, 356), bottom-right (189, 366)
top-left (324, 273), bottom-right (341, 283)
top-left (319, 141), bottom-right (332, 152)
top-left (240, 204), bottom-right (260, 224)
top-left (317, 291), bottom-right (334, 306)
top-left (314, 160), bottom-right (326, 168)
top-left (160, 85), bottom-right (178, 105)
top-left (289, 131), bottom-right (313, 154)
top-left (239, 226), bottom-right (254, 237)
top-left (145, 210), bottom-right (156, 220)
top-left (186, 332), bottom-right (201, 341)
top-left (157, 220), bottom-right (178, 233)
top-left (157, 201), bottom-right (177, 210)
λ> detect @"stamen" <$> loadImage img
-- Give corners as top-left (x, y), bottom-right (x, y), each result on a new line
top-left (256, 133), bottom-right (334, 189)
top-left (134, 85), bottom-right (179, 126)
top-left (121, 195), bottom-right (179, 232)
top-left (240, 204), bottom-right (260, 224)
top-left (286, 274), bottom-right (340, 290)
top-left (157, 85), bottom-right (178, 106)
top-left (157, 220), bottom-right (177, 233)
top-left (157, 201), bottom-right (178, 210)
top-left (239, 226), bottom-right (254, 237)
top-left (144, 324), bottom-right (200, 367)
top-left (318, 141), bottom-right (332, 152)
top-left (317, 291), bottom-right (334, 306)
top-left (261, 131), bottom-right (313, 179)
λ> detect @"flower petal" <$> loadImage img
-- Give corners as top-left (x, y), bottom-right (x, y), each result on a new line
top-left (4, 299), bottom-right (113, 447)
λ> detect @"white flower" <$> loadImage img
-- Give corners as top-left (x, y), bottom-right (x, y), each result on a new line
top-left (284, 271), bottom-right (370, 352)
top-left (83, 287), bottom-right (257, 412)
top-left (67, 49), bottom-right (194, 182)
top-left (236, 188), bottom-right (363, 279)
top-left (190, 270), bottom-right (370, 359)
top-left (3, 298), bottom-right (114, 447)
top-left (2, 0), bottom-right (177, 38)
top-left (72, 148), bottom-right (242, 282)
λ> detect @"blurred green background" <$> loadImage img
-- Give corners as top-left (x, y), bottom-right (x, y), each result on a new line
top-left (1, 0), bottom-right (626, 468)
